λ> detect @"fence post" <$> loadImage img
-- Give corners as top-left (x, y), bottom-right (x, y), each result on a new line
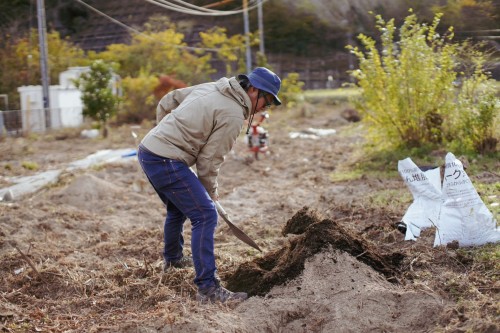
top-left (26, 95), bottom-right (31, 135)
top-left (0, 111), bottom-right (5, 137)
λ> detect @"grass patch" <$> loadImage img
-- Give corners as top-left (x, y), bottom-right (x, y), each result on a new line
top-left (21, 161), bottom-right (39, 170)
top-left (329, 169), bottom-right (364, 182)
top-left (460, 243), bottom-right (500, 271)
top-left (366, 188), bottom-right (412, 208)
top-left (474, 182), bottom-right (500, 224)
top-left (303, 87), bottom-right (361, 105)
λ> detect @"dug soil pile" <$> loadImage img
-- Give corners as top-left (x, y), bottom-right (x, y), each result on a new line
top-left (226, 207), bottom-right (400, 296)
top-left (223, 207), bottom-right (444, 332)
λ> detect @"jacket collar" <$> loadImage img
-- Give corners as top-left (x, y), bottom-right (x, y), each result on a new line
top-left (217, 77), bottom-right (251, 119)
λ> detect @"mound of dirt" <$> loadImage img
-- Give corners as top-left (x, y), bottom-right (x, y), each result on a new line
top-left (226, 206), bottom-right (401, 296)
top-left (51, 174), bottom-right (126, 212)
top-left (235, 250), bottom-right (443, 333)
top-left (220, 207), bottom-right (444, 332)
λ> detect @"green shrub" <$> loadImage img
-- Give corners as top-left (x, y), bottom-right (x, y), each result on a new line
top-left (348, 11), bottom-right (499, 155)
top-left (455, 90), bottom-right (498, 155)
top-left (117, 70), bottom-right (158, 124)
top-left (450, 44), bottom-right (499, 154)
top-left (279, 73), bottom-right (305, 108)
top-left (98, 25), bottom-right (213, 84)
top-left (75, 60), bottom-right (120, 137)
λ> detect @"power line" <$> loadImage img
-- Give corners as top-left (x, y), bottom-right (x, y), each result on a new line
top-left (75, 0), bottom-right (144, 39)
top-left (141, 0), bottom-right (267, 71)
top-left (203, 0), bottom-right (235, 9)
top-left (160, 0), bottom-right (234, 13)
top-left (142, 0), bottom-right (268, 16)
top-left (74, 0), bottom-right (227, 52)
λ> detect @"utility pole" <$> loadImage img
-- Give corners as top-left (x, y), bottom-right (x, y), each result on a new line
top-left (257, 0), bottom-right (264, 56)
top-left (37, 0), bottom-right (51, 128)
top-left (243, 0), bottom-right (251, 73)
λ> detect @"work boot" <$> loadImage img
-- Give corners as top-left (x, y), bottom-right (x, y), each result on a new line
top-left (196, 280), bottom-right (248, 304)
top-left (164, 256), bottom-right (193, 271)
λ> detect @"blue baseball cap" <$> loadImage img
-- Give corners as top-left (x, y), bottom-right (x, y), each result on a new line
top-left (238, 67), bottom-right (282, 106)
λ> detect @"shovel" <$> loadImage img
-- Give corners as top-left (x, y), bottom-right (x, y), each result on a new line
top-left (215, 201), bottom-right (262, 252)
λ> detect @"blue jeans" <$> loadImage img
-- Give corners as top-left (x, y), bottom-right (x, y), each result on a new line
top-left (138, 146), bottom-right (218, 289)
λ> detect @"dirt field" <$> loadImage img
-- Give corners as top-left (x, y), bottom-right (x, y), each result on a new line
top-left (0, 104), bottom-right (498, 332)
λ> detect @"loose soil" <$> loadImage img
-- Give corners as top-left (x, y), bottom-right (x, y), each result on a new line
top-left (0, 105), bottom-right (498, 332)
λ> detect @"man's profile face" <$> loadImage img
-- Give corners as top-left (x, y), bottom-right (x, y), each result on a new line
top-left (248, 87), bottom-right (273, 114)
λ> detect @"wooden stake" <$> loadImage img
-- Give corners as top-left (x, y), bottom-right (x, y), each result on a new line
top-left (10, 242), bottom-right (41, 277)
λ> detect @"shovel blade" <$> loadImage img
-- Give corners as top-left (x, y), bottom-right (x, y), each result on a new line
top-left (215, 201), bottom-right (262, 252)
top-left (224, 218), bottom-right (262, 252)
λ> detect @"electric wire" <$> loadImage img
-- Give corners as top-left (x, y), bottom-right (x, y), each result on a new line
top-left (159, 0), bottom-right (230, 13)
top-left (74, 0), bottom-right (229, 52)
top-left (143, 0), bottom-right (239, 15)
top-left (147, 0), bottom-right (262, 14)
top-left (143, 0), bottom-right (268, 16)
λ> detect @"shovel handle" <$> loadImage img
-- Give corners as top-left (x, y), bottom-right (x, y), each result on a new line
top-left (214, 201), bottom-right (228, 218)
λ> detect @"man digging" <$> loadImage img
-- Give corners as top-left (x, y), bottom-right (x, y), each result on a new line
top-left (138, 67), bottom-right (281, 303)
